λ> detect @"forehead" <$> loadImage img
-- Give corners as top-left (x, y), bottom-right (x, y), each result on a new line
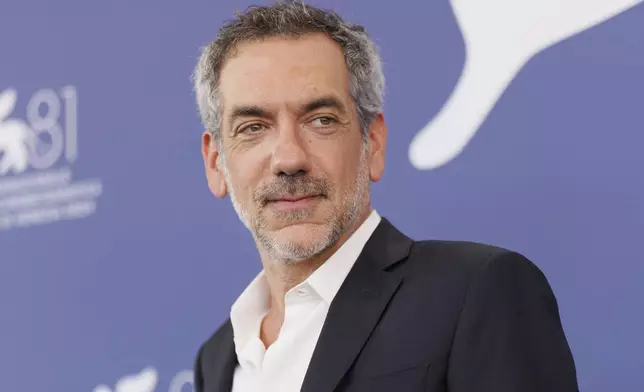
top-left (218, 33), bottom-right (350, 110)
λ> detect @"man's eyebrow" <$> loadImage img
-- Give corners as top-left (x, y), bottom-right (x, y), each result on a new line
top-left (301, 96), bottom-right (347, 115)
top-left (226, 96), bottom-right (347, 127)
top-left (228, 105), bottom-right (270, 124)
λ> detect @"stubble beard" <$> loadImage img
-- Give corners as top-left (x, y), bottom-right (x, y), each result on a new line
top-left (221, 148), bottom-right (370, 265)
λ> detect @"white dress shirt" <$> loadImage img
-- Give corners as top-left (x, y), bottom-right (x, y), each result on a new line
top-left (229, 210), bottom-right (382, 392)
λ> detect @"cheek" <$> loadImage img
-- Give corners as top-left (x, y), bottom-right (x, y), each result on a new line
top-left (318, 142), bottom-right (364, 190)
top-left (227, 152), bottom-right (266, 199)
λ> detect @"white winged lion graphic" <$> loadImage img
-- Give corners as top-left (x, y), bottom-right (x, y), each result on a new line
top-left (0, 88), bottom-right (35, 175)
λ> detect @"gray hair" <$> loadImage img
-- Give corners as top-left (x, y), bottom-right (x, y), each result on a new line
top-left (192, 1), bottom-right (385, 143)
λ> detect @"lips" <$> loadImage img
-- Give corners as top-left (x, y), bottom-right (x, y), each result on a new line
top-left (264, 194), bottom-right (323, 210)
top-left (273, 194), bottom-right (319, 202)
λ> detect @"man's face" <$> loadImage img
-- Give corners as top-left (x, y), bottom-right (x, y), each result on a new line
top-left (202, 33), bottom-right (386, 262)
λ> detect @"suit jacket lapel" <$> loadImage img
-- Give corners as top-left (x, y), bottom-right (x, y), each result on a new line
top-left (300, 217), bottom-right (413, 392)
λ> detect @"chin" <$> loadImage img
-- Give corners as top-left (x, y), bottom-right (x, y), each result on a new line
top-left (253, 205), bottom-right (349, 262)
top-left (266, 226), bottom-right (339, 263)
top-left (272, 240), bottom-right (331, 263)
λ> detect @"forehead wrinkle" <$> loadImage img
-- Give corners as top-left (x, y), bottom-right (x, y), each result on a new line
top-left (219, 36), bottom-right (353, 130)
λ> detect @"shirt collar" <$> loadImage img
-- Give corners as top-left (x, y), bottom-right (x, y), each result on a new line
top-left (306, 209), bottom-right (381, 304)
top-left (229, 209), bottom-right (382, 345)
top-left (230, 270), bottom-right (270, 350)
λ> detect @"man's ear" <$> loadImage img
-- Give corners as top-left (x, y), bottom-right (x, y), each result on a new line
top-left (201, 131), bottom-right (228, 198)
top-left (367, 113), bottom-right (387, 182)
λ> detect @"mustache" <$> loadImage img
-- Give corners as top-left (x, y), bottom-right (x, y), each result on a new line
top-left (255, 174), bottom-right (330, 205)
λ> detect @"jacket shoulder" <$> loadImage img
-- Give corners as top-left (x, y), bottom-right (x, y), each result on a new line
top-left (199, 318), bottom-right (233, 360)
top-left (402, 239), bottom-right (546, 284)
top-left (409, 239), bottom-right (515, 269)
top-left (194, 318), bottom-right (235, 392)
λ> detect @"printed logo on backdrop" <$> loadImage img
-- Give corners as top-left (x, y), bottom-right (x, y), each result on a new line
top-left (408, 0), bottom-right (644, 170)
top-left (0, 87), bottom-right (102, 230)
top-left (93, 367), bottom-right (193, 392)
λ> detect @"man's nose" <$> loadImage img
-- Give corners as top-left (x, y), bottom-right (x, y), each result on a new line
top-left (270, 122), bottom-right (312, 176)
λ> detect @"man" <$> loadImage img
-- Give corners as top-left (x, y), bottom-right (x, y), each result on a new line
top-left (191, 2), bottom-right (578, 391)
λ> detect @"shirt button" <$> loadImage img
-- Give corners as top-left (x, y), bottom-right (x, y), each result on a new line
top-left (296, 288), bottom-right (308, 297)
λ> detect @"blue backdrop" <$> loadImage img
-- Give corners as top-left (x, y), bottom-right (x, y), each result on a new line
top-left (1, 1), bottom-right (643, 391)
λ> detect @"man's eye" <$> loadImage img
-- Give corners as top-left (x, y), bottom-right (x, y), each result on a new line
top-left (240, 123), bottom-right (266, 134)
top-left (310, 117), bottom-right (336, 127)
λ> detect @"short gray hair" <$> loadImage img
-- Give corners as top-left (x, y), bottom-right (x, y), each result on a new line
top-left (192, 1), bottom-right (385, 143)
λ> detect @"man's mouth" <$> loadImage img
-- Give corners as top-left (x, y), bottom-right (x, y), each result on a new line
top-left (266, 194), bottom-right (323, 210)
top-left (273, 194), bottom-right (320, 202)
